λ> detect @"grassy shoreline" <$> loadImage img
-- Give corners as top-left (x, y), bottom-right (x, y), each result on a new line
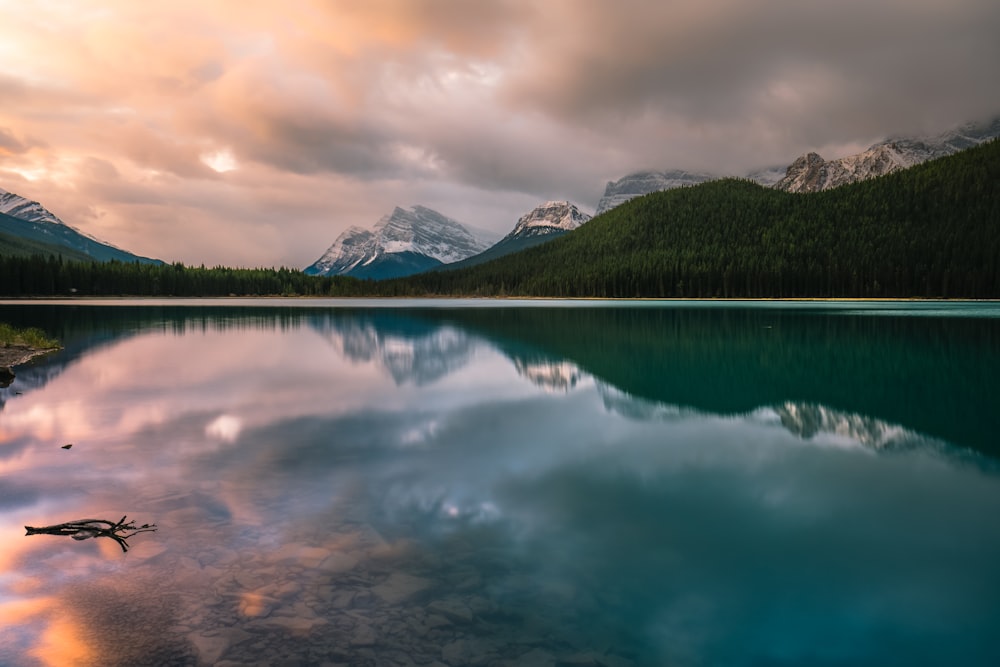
top-left (0, 323), bottom-right (60, 349)
top-left (0, 324), bottom-right (59, 377)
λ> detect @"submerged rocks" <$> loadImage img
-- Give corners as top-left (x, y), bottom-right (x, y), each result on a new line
top-left (32, 511), bottom-right (637, 667)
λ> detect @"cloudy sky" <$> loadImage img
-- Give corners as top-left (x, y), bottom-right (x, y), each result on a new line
top-left (1, 0), bottom-right (998, 267)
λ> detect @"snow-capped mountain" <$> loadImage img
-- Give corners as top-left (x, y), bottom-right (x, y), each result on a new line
top-left (769, 402), bottom-right (926, 451)
top-left (304, 205), bottom-right (498, 280)
top-left (0, 188), bottom-right (67, 226)
top-left (774, 115), bottom-right (1000, 193)
top-left (0, 186), bottom-right (161, 263)
top-left (310, 313), bottom-right (477, 386)
top-left (594, 115), bottom-right (1000, 208)
top-left (512, 357), bottom-right (589, 393)
top-left (438, 201), bottom-right (591, 272)
top-left (596, 169), bottom-right (717, 215)
top-left (502, 201), bottom-right (591, 241)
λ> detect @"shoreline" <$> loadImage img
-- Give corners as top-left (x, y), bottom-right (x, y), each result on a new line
top-left (1, 295), bottom-right (999, 303)
top-left (0, 345), bottom-right (58, 386)
top-left (0, 345), bottom-right (58, 369)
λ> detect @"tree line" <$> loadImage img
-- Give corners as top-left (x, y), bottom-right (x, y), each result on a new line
top-left (0, 256), bottom-right (368, 297)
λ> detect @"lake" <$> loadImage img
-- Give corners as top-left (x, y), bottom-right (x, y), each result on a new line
top-left (1, 299), bottom-right (999, 666)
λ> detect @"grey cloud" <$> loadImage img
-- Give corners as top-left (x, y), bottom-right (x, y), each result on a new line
top-left (502, 0), bottom-right (1000, 162)
top-left (237, 110), bottom-right (398, 177)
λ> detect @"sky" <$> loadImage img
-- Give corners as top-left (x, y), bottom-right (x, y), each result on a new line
top-left (1, 0), bottom-right (998, 268)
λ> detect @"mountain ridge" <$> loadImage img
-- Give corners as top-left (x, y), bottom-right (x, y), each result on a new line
top-left (774, 116), bottom-right (1000, 192)
top-left (436, 200), bottom-right (591, 272)
top-left (593, 115), bottom-right (1000, 212)
top-left (0, 186), bottom-right (161, 264)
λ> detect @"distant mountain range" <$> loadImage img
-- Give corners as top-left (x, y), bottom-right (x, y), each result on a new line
top-left (773, 116), bottom-right (1000, 192)
top-left (305, 201), bottom-right (591, 279)
top-left (2, 113), bottom-right (998, 280)
top-left (0, 187), bottom-right (160, 264)
top-left (389, 138), bottom-right (1000, 299)
top-left (594, 114), bottom-right (1000, 211)
top-left (308, 112), bottom-right (999, 281)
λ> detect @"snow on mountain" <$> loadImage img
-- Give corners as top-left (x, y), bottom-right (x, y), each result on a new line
top-left (311, 314), bottom-right (477, 386)
top-left (0, 185), bottom-right (161, 263)
top-left (596, 169), bottom-right (717, 215)
top-left (0, 187), bottom-right (68, 227)
top-left (745, 165), bottom-right (787, 187)
top-left (774, 115), bottom-right (1000, 193)
top-left (304, 205), bottom-right (498, 279)
top-left (512, 357), bottom-right (589, 393)
top-left (768, 402), bottom-right (925, 451)
top-left (303, 226), bottom-right (376, 276)
top-left (502, 201), bottom-right (591, 241)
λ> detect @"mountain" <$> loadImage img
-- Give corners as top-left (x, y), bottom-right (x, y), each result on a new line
top-left (384, 139), bottom-right (1000, 299)
top-left (304, 205), bottom-right (498, 280)
top-left (503, 200), bottom-right (592, 239)
top-left (596, 169), bottom-right (716, 215)
top-left (774, 115), bottom-right (1000, 193)
top-left (745, 165), bottom-right (787, 187)
top-left (0, 187), bottom-right (161, 263)
top-left (0, 211), bottom-right (93, 261)
top-left (594, 116), bottom-right (1000, 207)
top-left (309, 311), bottom-right (477, 386)
top-left (440, 201), bottom-right (591, 271)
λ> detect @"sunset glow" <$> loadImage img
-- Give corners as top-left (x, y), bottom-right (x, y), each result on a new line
top-left (0, 1), bottom-right (997, 267)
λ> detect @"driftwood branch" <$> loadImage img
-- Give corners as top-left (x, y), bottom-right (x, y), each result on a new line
top-left (25, 515), bottom-right (157, 553)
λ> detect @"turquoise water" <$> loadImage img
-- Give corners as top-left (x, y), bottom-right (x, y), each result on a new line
top-left (1, 300), bottom-right (999, 666)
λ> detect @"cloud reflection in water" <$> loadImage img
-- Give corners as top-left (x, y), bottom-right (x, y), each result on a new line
top-left (0, 304), bottom-right (998, 666)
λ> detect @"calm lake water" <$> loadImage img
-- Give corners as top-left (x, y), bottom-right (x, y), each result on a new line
top-left (1, 299), bottom-right (999, 667)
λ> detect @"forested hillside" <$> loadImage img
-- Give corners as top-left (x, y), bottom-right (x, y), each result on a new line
top-left (383, 139), bottom-right (1000, 298)
top-left (0, 225), bottom-right (93, 262)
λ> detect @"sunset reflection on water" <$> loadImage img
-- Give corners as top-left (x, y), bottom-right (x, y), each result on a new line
top-left (1, 302), bottom-right (999, 666)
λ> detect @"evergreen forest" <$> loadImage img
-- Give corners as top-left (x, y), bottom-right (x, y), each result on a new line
top-left (0, 257), bottom-right (366, 297)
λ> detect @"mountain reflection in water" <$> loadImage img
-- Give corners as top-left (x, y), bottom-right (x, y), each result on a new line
top-left (1, 300), bottom-right (998, 667)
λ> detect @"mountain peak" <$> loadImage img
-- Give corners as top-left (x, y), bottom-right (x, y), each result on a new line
top-left (0, 188), bottom-right (67, 228)
top-left (0, 185), bottom-right (161, 264)
top-left (503, 201), bottom-right (592, 241)
top-left (304, 205), bottom-right (497, 279)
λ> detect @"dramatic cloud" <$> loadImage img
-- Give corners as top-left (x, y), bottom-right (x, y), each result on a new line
top-left (0, 0), bottom-right (997, 267)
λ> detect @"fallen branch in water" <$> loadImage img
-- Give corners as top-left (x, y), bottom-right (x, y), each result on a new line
top-left (25, 515), bottom-right (157, 553)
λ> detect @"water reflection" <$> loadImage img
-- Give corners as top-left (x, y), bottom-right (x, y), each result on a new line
top-left (0, 302), bottom-right (999, 666)
top-left (311, 311), bottom-right (478, 386)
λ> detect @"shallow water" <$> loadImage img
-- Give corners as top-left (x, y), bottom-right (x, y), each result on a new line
top-left (1, 300), bottom-right (999, 666)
